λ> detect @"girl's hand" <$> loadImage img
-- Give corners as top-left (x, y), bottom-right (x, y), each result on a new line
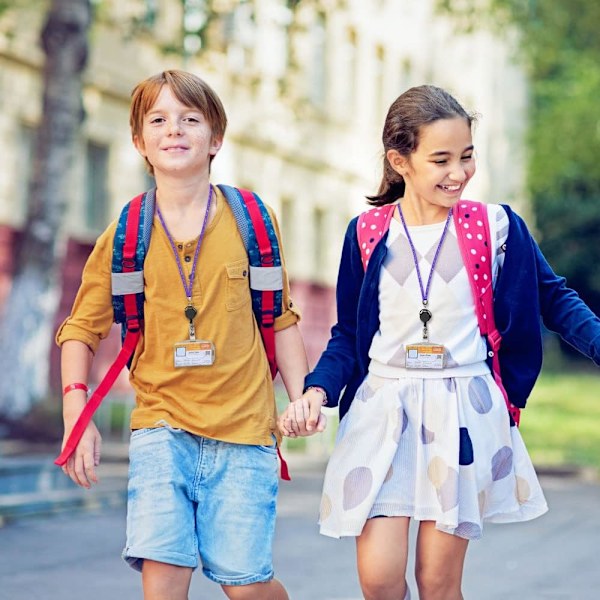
top-left (278, 389), bottom-right (327, 437)
top-left (60, 421), bottom-right (102, 489)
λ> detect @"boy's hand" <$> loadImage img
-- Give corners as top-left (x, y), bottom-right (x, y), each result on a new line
top-left (278, 389), bottom-right (327, 437)
top-left (60, 421), bottom-right (102, 489)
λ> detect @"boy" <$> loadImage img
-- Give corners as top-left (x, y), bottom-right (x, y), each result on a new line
top-left (57, 70), bottom-right (308, 600)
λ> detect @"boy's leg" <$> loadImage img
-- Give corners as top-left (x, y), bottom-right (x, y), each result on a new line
top-left (414, 521), bottom-right (469, 600)
top-left (356, 516), bottom-right (410, 600)
top-left (142, 560), bottom-right (192, 600)
top-left (195, 437), bottom-right (286, 594)
top-left (122, 427), bottom-right (200, 585)
top-left (222, 579), bottom-right (288, 600)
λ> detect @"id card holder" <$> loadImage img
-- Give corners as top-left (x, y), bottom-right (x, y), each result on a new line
top-left (174, 340), bottom-right (215, 368)
top-left (405, 342), bottom-right (445, 369)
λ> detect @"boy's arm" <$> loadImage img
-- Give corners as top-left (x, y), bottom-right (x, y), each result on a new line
top-left (275, 324), bottom-right (326, 437)
top-left (60, 339), bottom-right (102, 489)
top-left (275, 323), bottom-right (308, 401)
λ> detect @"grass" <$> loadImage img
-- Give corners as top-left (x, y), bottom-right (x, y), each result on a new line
top-left (519, 371), bottom-right (600, 471)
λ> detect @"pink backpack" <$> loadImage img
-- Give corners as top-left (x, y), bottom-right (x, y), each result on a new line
top-left (357, 200), bottom-right (521, 425)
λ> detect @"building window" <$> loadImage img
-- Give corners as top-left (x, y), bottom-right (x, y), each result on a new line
top-left (313, 206), bottom-right (325, 275)
top-left (340, 28), bottom-right (357, 115)
top-left (308, 13), bottom-right (327, 107)
top-left (374, 45), bottom-right (386, 124)
top-left (85, 141), bottom-right (109, 230)
top-left (280, 196), bottom-right (293, 248)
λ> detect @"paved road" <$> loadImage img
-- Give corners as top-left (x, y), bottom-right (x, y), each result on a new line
top-left (0, 457), bottom-right (599, 600)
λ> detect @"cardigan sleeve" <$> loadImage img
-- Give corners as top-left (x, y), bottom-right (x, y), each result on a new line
top-left (533, 236), bottom-right (600, 365)
top-left (304, 218), bottom-right (364, 406)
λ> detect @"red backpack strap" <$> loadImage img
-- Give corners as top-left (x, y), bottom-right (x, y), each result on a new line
top-left (453, 200), bottom-right (520, 426)
top-left (357, 204), bottom-right (397, 270)
top-left (54, 196), bottom-right (144, 466)
top-left (236, 188), bottom-right (278, 379)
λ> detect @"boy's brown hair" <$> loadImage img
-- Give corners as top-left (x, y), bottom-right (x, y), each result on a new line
top-left (130, 70), bottom-right (228, 174)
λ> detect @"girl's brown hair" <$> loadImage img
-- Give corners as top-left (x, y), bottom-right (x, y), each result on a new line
top-left (368, 85), bottom-right (475, 206)
top-left (129, 70), bottom-right (227, 174)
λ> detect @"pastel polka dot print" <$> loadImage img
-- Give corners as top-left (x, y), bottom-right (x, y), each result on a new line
top-left (318, 374), bottom-right (548, 540)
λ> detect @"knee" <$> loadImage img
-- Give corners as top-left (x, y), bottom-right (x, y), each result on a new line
top-left (359, 571), bottom-right (407, 600)
top-left (222, 580), bottom-right (288, 600)
top-left (415, 565), bottom-right (461, 600)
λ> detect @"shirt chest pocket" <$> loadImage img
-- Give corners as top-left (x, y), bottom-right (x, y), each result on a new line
top-left (226, 259), bottom-right (251, 311)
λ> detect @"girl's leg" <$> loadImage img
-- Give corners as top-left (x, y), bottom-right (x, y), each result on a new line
top-left (415, 521), bottom-right (469, 600)
top-left (141, 560), bottom-right (193, 600)
top-left (356, 516), bottom-right (410, 600)
top-left (222, 579), bottom-right (289, 599)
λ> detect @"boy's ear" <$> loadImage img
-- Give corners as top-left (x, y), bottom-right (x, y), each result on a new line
top-left (133, 135), bottom-right (147, 157)
top-left (387, 149), bottom-right (408, 175)
top-left (209, 137), bottom-right (223, 157)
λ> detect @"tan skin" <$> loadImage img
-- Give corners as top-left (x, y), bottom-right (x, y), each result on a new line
top-left (279, 118), bottom-right (475, 600)
top-left (61, 85), bottom-right (306, 600)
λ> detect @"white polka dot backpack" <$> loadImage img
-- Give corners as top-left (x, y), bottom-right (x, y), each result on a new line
top-left (357, 200), bottom-right (522, 426)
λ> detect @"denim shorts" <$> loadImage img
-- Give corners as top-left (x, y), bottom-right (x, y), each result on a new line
top-left (122, 425), bottom-right (279, 586)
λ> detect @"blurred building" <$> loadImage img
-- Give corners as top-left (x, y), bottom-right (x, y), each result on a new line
top-left (0, 0), bottom-right (527, 389)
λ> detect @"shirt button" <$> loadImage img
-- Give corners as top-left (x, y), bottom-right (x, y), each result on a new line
top-left (184, 256), bottom-right (191, 262)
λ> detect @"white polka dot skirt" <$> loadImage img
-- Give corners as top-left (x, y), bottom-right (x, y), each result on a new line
top-left (319, 373), bottom-right (548, 540)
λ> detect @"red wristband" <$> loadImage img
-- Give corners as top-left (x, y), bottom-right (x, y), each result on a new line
top-left (63, 383), bottom-right (89, 396)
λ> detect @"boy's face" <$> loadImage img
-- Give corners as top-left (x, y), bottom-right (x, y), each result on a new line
top-left (134, 85), bottom-right (222, 178)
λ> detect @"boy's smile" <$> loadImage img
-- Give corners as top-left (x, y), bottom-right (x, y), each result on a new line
top-left (134, 85), bottom-right (221, 178)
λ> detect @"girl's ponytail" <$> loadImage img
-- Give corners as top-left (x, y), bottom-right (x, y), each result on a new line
top-left (367, 160), bottom-right (405, 206)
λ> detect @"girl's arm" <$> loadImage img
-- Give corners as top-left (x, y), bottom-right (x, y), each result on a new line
top-left (303, 219), bottom-right (365, 404)
top-left (279, 219), bottom-right (365, 437)
top-left (60, 339), bottom-right (102, 489)
top-left (534, 240), bottom-right (600, 363)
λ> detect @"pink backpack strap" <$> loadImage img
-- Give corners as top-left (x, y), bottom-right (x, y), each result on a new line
top-left (454, 200), bottom-right (521, 425)
top-left (357, 204), bottom-right (397, 270)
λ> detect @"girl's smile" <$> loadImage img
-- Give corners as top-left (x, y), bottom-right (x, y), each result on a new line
top-left (388, 117), bottom-right (476, 224)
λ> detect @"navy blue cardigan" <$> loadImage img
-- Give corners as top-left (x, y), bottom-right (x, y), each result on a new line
top-left (305, 204), bottom-right (600, 421)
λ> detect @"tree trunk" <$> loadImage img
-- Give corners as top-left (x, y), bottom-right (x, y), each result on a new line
top-left (0, 0), bottom-right (91, 419)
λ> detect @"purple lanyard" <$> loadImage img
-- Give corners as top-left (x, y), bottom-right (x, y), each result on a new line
top-left (397, 203), bottom-right (453, 339)
top-left (157, 185), bottom-right (213, 307)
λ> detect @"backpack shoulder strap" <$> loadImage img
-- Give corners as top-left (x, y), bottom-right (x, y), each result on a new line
top-left (453, 200), bottom-right (521, 425)
top-left (112, 189), bottom-right (154, 335)
top-left (55, 192), bottom-right (149, 467)
top-left (357, 204), bottom-right (396, 270)
top-left (217, 184), bottom-right (283, 380)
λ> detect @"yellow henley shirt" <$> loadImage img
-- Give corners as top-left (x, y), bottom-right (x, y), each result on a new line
top-left (56, 187), bottom-right (300, 446)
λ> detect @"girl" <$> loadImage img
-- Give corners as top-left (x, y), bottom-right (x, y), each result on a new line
top-left (279, 85), bottom-right (600, 600)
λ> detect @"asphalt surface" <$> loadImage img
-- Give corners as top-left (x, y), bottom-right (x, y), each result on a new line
top-left (0, 456), bottom-right (599, 600)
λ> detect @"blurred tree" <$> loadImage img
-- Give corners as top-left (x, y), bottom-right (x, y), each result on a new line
top-left (436, 0), bottom-right (600, 318)
top-left (0, 0), bottom-right (92, 419)
top-left (0, 1), bottom-right (305, 423)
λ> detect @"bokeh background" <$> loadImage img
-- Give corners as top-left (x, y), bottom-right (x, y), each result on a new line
top-left (0, 0), bottom-right (599, 473)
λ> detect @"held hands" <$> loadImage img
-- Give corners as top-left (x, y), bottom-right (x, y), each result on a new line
top-left (278, 387), bottom-right (327, 438)
top-left (60, 421), bottom-right (102, 489)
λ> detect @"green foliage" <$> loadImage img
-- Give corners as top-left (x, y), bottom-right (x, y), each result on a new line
top-left (437, 0), bottom-right (600, 315)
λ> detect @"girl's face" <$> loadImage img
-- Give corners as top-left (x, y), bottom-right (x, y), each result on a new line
top-left (388, 117), bottom-right (475, 211)
top-left (133, 85), bottom-right (222, 179)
